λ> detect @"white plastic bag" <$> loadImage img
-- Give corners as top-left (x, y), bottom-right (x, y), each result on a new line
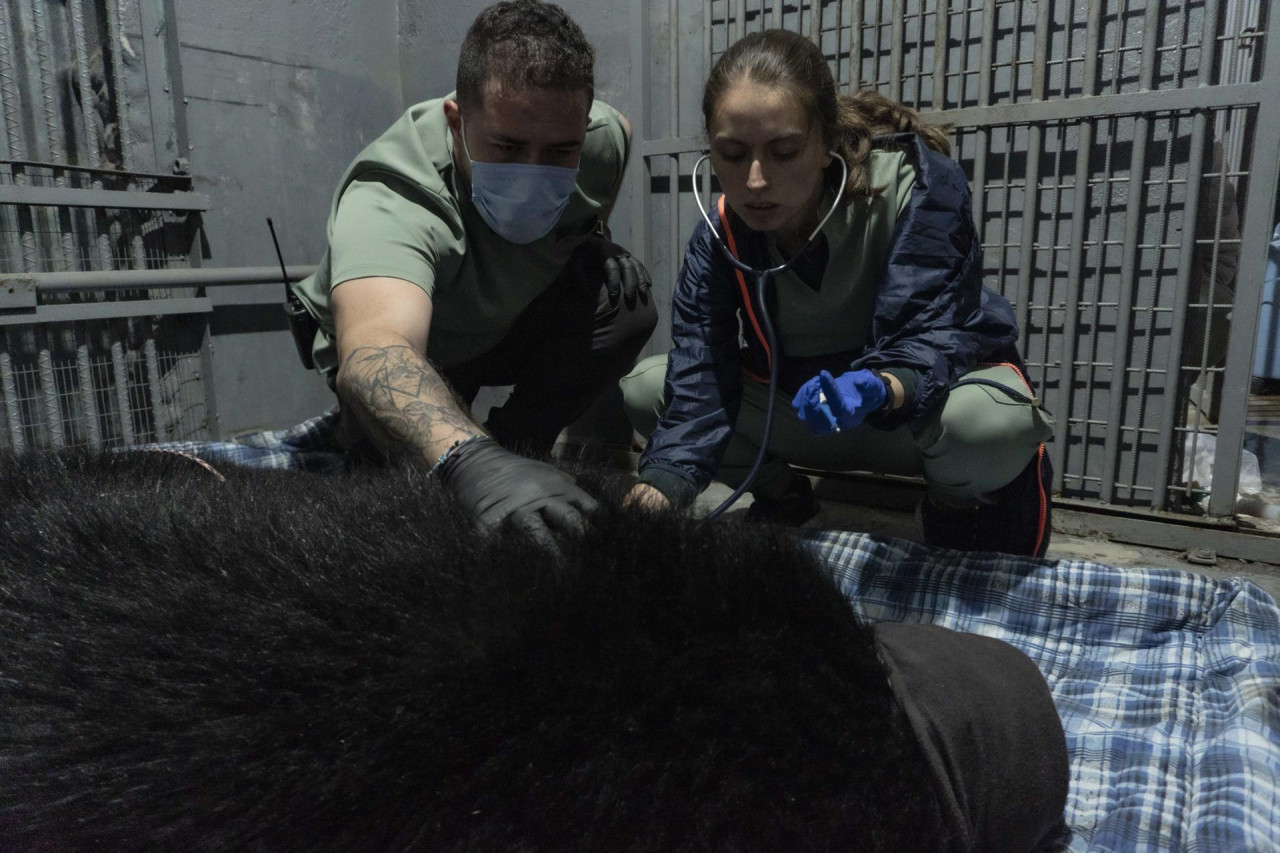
top-left (1181, 432), bottom-right (1264, 512)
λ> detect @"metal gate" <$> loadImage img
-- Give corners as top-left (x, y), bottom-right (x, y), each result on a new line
top-left (0, 0), bottom-right (216, 449)
top-left (629, 0), bottom-right (1280, 546)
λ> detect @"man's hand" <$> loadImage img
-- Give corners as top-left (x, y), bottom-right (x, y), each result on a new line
top-left (437, 437), bottom-right (599, 547)
top-left (569, 236), bottom-right (652, 307)
top-left (791, 369), bottom-right (887, 435)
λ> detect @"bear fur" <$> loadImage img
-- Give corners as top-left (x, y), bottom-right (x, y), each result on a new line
top-left (0, 451), bottom-right (943, 851)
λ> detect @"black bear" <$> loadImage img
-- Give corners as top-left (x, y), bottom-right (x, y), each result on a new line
top-left (0, 451), bottom-right (1066, 851)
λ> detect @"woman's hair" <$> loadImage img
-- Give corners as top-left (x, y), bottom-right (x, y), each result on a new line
top-left (702, 29), bottom-right (951, 199)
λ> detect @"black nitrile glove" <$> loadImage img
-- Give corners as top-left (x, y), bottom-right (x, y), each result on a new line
top-left (437, 437), bottom-right (598, 548)
top-left (569, 236), bottom-right (652, 307)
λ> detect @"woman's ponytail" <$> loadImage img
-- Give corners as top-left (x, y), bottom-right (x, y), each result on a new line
top-left (831, 90), bottom-right (952, 199)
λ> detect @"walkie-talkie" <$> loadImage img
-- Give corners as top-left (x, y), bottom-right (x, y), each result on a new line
top-left (269, 218), bottom-right (318, 370)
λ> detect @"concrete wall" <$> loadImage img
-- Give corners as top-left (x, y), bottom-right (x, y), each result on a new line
top-left (175, 0), bottom-right (403, 434)
top-left (176, 0), bottom-right (638, 437)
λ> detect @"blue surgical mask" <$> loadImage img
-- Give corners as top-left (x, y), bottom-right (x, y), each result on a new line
top-left (459, 117), bottom-right (580, 244)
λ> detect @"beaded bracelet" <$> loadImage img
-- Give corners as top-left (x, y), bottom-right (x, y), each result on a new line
top-left (429, 434), bottom-right (487, 476)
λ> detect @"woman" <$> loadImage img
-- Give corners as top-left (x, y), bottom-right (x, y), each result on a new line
top-left (621, 29), bottom-right (1054, 557)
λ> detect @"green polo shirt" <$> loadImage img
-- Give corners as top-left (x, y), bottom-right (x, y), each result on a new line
top-left (293, 96), bottom-right (630, 374)
top-left (769, 149), bottom-right (917, 357)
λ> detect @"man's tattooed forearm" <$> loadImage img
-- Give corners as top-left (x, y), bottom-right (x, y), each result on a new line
top-left (338, 345), bottom-right (480, 460)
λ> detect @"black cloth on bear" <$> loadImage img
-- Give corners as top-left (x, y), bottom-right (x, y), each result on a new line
top-left (875, 623), bottom-right (1071, 852)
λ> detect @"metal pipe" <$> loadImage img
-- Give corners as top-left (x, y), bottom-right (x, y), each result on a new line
top-left (628, 2), bottom-right (650, 269)
top-left (0, 332), bottom-right (24, 450)
top-left (76, 340), bottom-right (101, 447)
top-left (29, 0), bottom-right (62, 164)
top-left (1151, 112), bottom-right (1206, 510)
top-left (810, 0), bottom-right (821, 45)
top-left (669, 154), bottom-right (680, 323)
top-left (0, 157), bottom-right (193, 182)
top-left (773, 0), bottom-right (783, 31)
top-left (849, 0), bottom-right (864, 92)
top-left (1083, 0), bottom-right (1103, 99)
top-left (932, 0), bottom-right (949, 110)
top-left (971, 125), bottom-right (988, 243)
top-left (890, 0), bottom-right (904, 100)
top-left (1126, 113), bottom-right (1178, 497)
top-left (1099, 113), bottom-right (1152, 505)
top-left (106, 0), bottom-right (130, 169)
top-left (956, 0), bottom-right (972, 104)
top-left (110, 339), bottom-right (133, 445)
top-left (1035, 122), bottom-right (1067, 424)
top-left (1030, 0), bottom-right (1051, 101)
top-left (158, 0), bottom-right (191, 162)
top-left (1174, 0), bottom-right (1193, 87)
top-left (0, 184), bottom-right (210, 212)
top-left (29, 0), bottom-right (76, 277)
top-left (0, 264), bottom-right (317, 294)
top-left (669, 0), bottom-right (679, 141)
top-left (1053, 117), bottom-right (1095, 494)
top-left (1107, 0), bottom-right (1126, 95)
top-left (0, 4), bottom-right (26, 161)
top-left (969, 0), bottom-right (997, 243)
top-left (1201, 0), bottom-right (1221, 88)
top-left (70, 0), bottom-right (103, 170)
top-left (1080, 118), bottom-right (1119, 499)
top-left (929, 79), bottom-right (1269, 128)
top-left (833, 0), bottom-right (843, 87)
top-left (1012, 0), bottom-right (1052, 350)
top-left (1050, 0), bottom-right (1103, 494)
top-left (0, 296), bottom-right (211, 327)
top-left (1203, 26), bottom-right (1280, 513)
top-left (196, 321), bottom-right (220, 440)
top-left (0, 6), bottom-right (41, 276)
top-left (978, 0), bottom-right (995, 107)
top-left (144, 336), bottom-right (166, 441)
top-left (997, 124), bottom-right (1013, 319)
top-left (706, 0), bottom-right (713, 71)
top-left (38, 342), bottom-right (64, 448)
top-left (915, 0), bottom-right (926, 107)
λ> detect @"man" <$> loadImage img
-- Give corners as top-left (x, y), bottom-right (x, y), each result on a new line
top-left (291, 0), bottom-right (656, 544)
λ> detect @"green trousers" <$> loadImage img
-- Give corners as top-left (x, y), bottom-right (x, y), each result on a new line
top-left (620, 355), bottom-right (1054, 508)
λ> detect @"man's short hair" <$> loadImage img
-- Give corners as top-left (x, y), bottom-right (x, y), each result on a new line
top-left (456, 0), bottom-right (595, 107)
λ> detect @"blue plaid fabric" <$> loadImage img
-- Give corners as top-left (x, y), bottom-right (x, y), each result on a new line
top-left (804, 530), bottom-right (1280, 853)
top-left (138, 409), bottom-right (349, 473)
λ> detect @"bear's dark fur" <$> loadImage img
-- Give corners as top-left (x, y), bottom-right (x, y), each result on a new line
top-left (0, 451), bottom-right (943, 851)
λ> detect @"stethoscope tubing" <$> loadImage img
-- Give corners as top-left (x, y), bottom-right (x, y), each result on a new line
top-left (692, 152), bottom-right (849, 521)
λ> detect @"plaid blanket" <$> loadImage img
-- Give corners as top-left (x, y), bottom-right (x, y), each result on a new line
top-left (804, 531), bottom-right (1280, 853)
top-left (142, 409), bottom-right (350, 473)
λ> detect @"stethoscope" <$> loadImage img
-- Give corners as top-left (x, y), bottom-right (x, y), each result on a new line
top-left (690, 151), bottom-right (849, 521)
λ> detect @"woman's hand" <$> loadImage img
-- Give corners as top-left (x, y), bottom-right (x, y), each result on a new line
top-left (624, 483), bottom-right (672, 512)
top-left (792, 369), bottom-right (888, 434)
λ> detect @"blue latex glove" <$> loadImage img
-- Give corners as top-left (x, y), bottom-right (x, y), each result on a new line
top-left (791, 369), bottom-right (887, 435)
